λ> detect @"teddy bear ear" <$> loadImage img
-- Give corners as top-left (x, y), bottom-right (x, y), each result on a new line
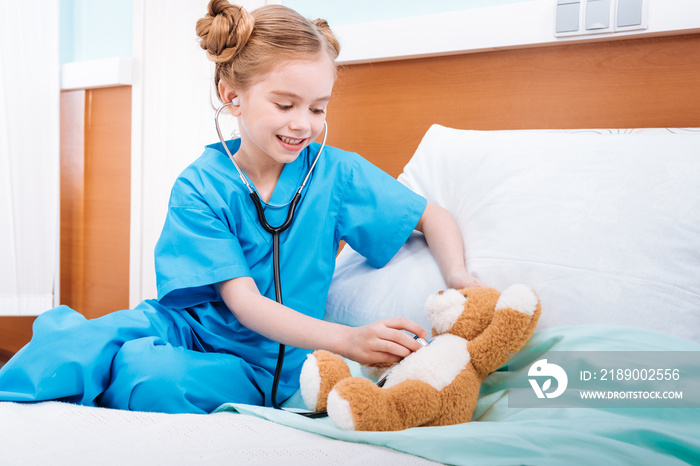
top-left (425, 289), bottom-right (467, 334)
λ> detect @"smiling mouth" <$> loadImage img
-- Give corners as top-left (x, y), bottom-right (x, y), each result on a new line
top-left (277, 135), bottom-right (306, 146)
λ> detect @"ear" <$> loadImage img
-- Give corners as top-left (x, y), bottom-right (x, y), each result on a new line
top-left (424, 289), bottom-right (467, 334)
top-left (218, 81), bottom-right (241, 116)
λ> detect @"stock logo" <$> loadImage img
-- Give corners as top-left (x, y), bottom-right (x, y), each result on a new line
top-left (528, 359), bottom-right (568, 399)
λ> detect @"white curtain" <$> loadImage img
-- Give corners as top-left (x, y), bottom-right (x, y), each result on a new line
top-left (132, 0), bottom-right (265, 305)
top-left (0, 2), bottom-right (60, 315)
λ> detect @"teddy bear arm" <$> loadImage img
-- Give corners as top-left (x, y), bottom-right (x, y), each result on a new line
top-left (467, 307), bottom-right (538, 376)
top-left (466, 284), bottom-right (540, 375)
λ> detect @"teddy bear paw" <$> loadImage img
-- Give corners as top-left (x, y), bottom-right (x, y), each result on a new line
top-left (327, 377), bottom-right (384, 431)
top-left (326, 388), bottom-right (356, 430)
top-left (495, 284), bottom-right (539, 316)
top-left (299, 352), bottom-right (323, 411)
top-left (300, 350), bottom-right (352, 412)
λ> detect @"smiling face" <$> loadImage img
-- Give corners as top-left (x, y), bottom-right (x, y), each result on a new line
top-left (219, 56), bottom-right (335, 183)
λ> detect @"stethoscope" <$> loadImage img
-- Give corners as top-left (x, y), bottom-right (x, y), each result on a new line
top-left (215, 101), bottom-right (329, 416)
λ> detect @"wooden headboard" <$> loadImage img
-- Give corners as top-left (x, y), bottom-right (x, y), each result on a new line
top-left (326, 33), bottom-right (700, 178)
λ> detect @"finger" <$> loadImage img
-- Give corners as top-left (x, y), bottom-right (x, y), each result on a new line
top-left (465, 278), bottom-right (484, 288)
top-left (382, 318), bottom-right (428, 339)
top-left (375, 338), bottom-right (414, 359)
top-left (378, 326), bottom-right (424, 354)
top-left (368, 352), bottom-right (404, 364)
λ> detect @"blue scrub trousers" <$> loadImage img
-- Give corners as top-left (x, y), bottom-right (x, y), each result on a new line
top-left (0, 302), bottom-right (270, 414)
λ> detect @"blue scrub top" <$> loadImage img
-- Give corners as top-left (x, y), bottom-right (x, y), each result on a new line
top-left (153, 139), bottom-right (426, 392)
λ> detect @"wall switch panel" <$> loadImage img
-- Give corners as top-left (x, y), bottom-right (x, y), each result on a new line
top-left (554, 0), bottom-right (647, 37)
top-left (616, 0), bottom-right (647, 31)
top-left (556, 0), bottom-right (582, 34)
top-left (585, 0), bottom-right (612, 32)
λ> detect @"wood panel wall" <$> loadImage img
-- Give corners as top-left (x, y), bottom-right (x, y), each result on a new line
top-left (326, 33), bottom-right (700, 177)
top-left (0, 86), bottom-right (131, 361)
top-left (61, 86), bottom-right (132, 319)
top-left (0, 317), bottom-right (35, 363)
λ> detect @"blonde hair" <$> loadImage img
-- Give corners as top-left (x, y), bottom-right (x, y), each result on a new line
top-left (196, 0), bottom-right (341, 102)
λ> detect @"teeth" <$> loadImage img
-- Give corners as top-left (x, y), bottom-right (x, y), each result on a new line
top-left (279, 136), bottom-right (304, 145)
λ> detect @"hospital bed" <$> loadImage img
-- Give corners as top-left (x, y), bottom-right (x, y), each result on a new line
top-left (2, 32), bottom-right (700, 466)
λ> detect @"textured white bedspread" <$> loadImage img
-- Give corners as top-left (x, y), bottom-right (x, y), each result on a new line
top-left (0, 401), bottom-right (438, 465)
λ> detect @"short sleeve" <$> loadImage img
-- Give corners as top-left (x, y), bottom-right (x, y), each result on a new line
top-left (155, 191), bottom-right (251, 309)
top-left (336, 155), bottom-right (427, 268)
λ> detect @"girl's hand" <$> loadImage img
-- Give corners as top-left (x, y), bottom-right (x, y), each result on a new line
top-left (446, 269), bottom-right (484, 290)
top-left (340, 318), bottom-right (427, 365)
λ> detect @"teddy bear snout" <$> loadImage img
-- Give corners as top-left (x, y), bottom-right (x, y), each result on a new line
top-left (424, 289), bottom-right (467, 334)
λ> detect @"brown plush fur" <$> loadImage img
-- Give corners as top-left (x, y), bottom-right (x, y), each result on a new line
top-left (302, 285), bottom-right (541, 431)
top-left (310, 350), bottom-right (352, 411)
top-left (331, 377), bottom-right (442, 431)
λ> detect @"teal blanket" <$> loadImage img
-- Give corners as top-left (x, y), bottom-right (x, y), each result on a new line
top-left (216, 326), bottom-right (700, 465)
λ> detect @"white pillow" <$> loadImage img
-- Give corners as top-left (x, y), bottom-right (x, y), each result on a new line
top-left (325, 125), bottom-right (700, 343)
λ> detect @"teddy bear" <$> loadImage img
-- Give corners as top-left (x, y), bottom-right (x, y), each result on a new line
top-left (299, 284), bottom-right (541, 431)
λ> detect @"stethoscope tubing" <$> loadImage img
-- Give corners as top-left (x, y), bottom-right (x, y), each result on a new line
top-left (248, 191), bottom-right (301, 410)
top-left (215, 102), bottom-right (329, 415)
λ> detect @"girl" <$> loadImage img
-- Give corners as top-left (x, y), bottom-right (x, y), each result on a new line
top-left (0, 1), bottom-right (481, 414)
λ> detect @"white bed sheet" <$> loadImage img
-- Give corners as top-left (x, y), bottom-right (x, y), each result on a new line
top-left (0, 401), bottom-right (439, 465)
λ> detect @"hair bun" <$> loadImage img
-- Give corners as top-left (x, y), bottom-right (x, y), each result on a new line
top-left (196, 0), bottom-right (254, 64)
top-left (313, 18), bottom-right (341, 59)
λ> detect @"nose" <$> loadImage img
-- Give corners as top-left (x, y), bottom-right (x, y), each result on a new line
top-left (288, 110), bottom-right (311, 134)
